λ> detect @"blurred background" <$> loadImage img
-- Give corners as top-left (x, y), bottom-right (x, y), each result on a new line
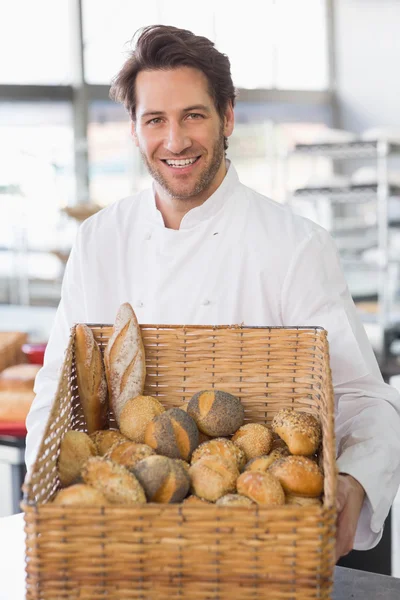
top-left (0, 0), bottom-right (400, 576)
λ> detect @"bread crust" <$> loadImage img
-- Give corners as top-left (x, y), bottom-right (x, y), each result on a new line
top-left (104, 303), bottom-right (146, 423)
top-left (75, 324), bottom-right (108, 434)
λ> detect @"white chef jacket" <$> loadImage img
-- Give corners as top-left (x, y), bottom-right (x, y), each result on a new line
top-left (25, 161), bottom-right (400, 551)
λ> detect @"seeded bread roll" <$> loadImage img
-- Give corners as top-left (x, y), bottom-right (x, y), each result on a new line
top-left (272, 409), bottom-right (321, 456)
top-left (119, 395), bottom-right (165, 442)
top-left (53, 483), bottom-right (108, 506)
top-left (105, 441), bottom-right (155, 469)
top-left (269, 455), bottom-right (324, 497)
top-left (270, 435), bottom-right (290, 453)
top-left (133, 455), bottom-right (190, 503)
top-left (187, 390), bottom-right (244, 436)
top-left (216, 494), bottom-right (255, 507)
top-left (104, 303), bottom-right (146, 424)
top-left (191, 438), bottom-right (246, 471)
top-left (285, 494), bottom-right (322, 507)
top-left (89, 429), bottom-right (128, 456)
top-left (74, 324), bottom-right (108, 434)
top-left (231, 423), bottom-right (273, 461)
top-left (237, 471), bottom-right (285, 506)
top-left (58, 430), bottom-right (97, 487)
top-left (145, 407), bottom-right (199, 461)
top-left (81, 456), bottom-right (146, 504)
top-left (189, 455), bottom-right (239, 502)
top-left (244, 448), bottom-right (290, 473)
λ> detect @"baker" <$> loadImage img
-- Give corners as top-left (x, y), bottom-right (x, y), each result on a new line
top-left (25, 24), bottom-right (400, 561)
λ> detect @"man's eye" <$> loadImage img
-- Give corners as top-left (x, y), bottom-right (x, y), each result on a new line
top-left (187, 113), bottom-right (204, 120)
top-left (148, 118), bottom-right (162, 125)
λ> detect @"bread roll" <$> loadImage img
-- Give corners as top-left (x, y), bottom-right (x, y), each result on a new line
top-left (75, 324), bottom-right (108, 434)
top-left (105, 441), bottom-right (155, 469)
top-left (216, 494), bottom-right (255, 507)
top-left (53, 483), bottom-right (107, 506)
top-left (285, 494), bottom-right (322, 507)
top-left (244, 448), bottom-right (289, 473)
top-left (0, 364), bottom-right (40, 392)
top-left (133, 455), bottom-right (190, 503)
top-left (81, 456), bottom-right (146, 504)
top-left (119, 395), bottom-right (165, 442)
top-left (182, 495), bottom-right (212, 505)
top-left (269, 456), bottom-right (324, 497)
top-left (231, 423), bottom-right (273, 461)
top-left (89, 429), bottom-right (128, 456)
top-left (104, 303), bottom-right (146, 423)
top-left (237, 471), bottom-right (285, 506)
top-left (191, 438), bottom-right (246, 471)
top-left (0, 391), bottom-right (34, 421)
top-left (187, 390), bottom-right (244, 436)
top-left (189, 455), bottom-right (239, 502)
top-left (271, 409), bottom-right (321, 456)
top-left (58, 430), bottom-right (97, 487)
top-left (145, 407), bottom-right (199, 461)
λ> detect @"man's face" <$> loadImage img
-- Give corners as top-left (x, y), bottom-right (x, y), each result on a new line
top-left (132, 67), bottom-right (234, 201)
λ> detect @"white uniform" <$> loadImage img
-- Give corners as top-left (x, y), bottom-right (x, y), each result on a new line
top-left (26, 162), bottom-right (400, 550)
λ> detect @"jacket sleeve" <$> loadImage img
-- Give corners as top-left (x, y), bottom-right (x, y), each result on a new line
top-left (280, 225), bottom-right (400, 550)
top-left (25, 229), bottom-right (87, 474)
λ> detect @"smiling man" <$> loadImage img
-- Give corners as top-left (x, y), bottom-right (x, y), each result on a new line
top-left (25, 24), bottom-right (400, 564)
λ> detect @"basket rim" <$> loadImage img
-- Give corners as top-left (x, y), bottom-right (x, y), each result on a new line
top-left (85, 323), bottom-right (326, 331)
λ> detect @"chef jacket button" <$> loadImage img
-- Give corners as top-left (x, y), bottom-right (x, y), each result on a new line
top-left (145, 232), bottom-right (152, 240)
top-left (137, 301), bottom-right (144, 308)
top-left (202, 299), bottom-right (211, 306)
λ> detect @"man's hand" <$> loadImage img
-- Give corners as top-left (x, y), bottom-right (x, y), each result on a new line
top-left (335, 473), bottom-right (366, 561)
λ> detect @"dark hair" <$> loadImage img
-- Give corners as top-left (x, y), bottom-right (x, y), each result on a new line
top-left (110, 24), bottom-right (237, 123)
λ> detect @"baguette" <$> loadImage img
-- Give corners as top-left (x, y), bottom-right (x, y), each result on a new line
top-left (75, 324), bottom-right (108, 433)
top-left (104, 303), bottom-right (146, 423)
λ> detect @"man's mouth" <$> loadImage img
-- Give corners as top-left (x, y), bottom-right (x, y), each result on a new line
top-left (161, 156), bottom-right (201, 169)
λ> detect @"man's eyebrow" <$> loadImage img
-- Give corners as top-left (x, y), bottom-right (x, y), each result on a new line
top-left (140, 105), bottom-right (211, 119)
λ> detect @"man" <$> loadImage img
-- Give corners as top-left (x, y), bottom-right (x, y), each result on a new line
top-left (26, 24), bottom-right (400, 562)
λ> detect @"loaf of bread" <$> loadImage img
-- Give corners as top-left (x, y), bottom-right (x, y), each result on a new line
top-left (104, 303), bottom-right (146, 423)
top-left (52, 483), bottom-right (108, 506)
top-left (58, 430), bottom-right (97, 487)
top-left (145, 407), bottom-right (199, 461)
top-left (187, 389), bottom-right (244, 436)
top-left (189, 455), bottom-right (239, 502)
top-left (0, 391), bottom-right (34, 421)
top-left (268, 455), bottom-right (324, 497)
top-left (231, 423), bottom-right (273, 461)
top-left (81, 456), bottom-right (146, 504)
top-left (244, 447), bottom-right (289, 473)
top-left (271, 409), bottom-right (321, 455)
top-left (133, 455), bottom-right (190, 503)
top-left (236, 471), bottom-right (285, 506)
top-left (119, 395), bottom-right (165, 442)
top-left (216, 494), bottom-right (255, 507)
top-left (0, 364), bottom-right (40, 392)
top-left (182, 495), bottom-right (212, 505)
top-left (89, 429), bottom-right (128, 455)
top-left (191, 438), bottom-right (246, 471)
top-left (75, 324), bottom-right (108, 434)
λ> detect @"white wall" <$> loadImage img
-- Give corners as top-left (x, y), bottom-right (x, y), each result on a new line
top-left (335, 0), bottom-right (400, 133)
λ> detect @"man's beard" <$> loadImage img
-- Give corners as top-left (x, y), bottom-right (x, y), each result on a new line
top-left (139, 128), bottom-right (225, 200)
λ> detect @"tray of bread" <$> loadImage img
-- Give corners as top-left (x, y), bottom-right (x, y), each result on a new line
top-left (23, 303), bottom-right (337, 600)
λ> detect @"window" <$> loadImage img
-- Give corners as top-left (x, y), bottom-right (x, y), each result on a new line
top-left (82, 0), bottom-right (328, 90)
top-left (0, 0), bottom-right (73, 84)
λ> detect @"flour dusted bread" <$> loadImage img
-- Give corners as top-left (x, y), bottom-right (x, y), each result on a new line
top-left (237, 471), bottom-right (285, 506)
top-left (81, 456), bottom-right (146, 504)
top-left (53, 484), bottom-right (108, 506)
top-left (75, 324), bottom-right (108, 434)
top-left (58, 430), bottom-right (97, 487)
top-left (189, 455), bottom-right (239, 502)
top-left (89, 429), bottom-right (128, 455)
top-left (104, 303), bottom-right (146, 423)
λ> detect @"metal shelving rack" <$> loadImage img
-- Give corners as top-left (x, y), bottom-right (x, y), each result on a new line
top-left (285, 139), bottom-right (400, 336)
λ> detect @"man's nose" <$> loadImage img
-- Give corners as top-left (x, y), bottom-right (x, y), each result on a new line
top-left (164, 123), bottom-right (191, 154)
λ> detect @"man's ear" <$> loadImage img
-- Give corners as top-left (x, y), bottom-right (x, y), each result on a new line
top-left (223, 101), bottom-right (235, 139)
top-left (130, 121), bottom-right (139, 147)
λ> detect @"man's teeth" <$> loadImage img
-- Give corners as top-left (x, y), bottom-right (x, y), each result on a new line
top-left (165, 158), bottom-right (198, 167)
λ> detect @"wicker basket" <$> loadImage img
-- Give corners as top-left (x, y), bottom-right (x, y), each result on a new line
top-left (23, 324), bottom-right (337, 600)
